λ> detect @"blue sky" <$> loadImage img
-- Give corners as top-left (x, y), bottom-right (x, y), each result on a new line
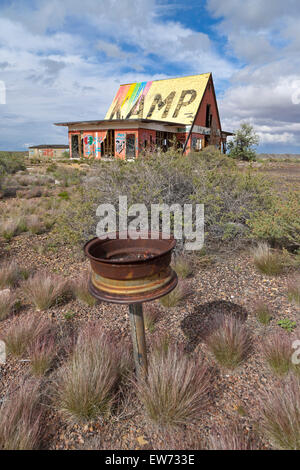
top-left (0, 0), bottom-right (300, 153)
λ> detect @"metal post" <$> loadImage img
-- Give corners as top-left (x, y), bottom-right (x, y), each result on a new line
top-left (129, 303), bottom-right (148, 377)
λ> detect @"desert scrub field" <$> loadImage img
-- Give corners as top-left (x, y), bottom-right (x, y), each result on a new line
top-left (0, 149), bottom-right (300, 450)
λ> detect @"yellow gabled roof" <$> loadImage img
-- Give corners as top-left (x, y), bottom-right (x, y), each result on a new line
top-left (105, 73), bottom-right (211, 125)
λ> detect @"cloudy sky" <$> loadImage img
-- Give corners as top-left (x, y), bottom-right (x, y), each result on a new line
top-left (0, 0), bottom-right (300, 153)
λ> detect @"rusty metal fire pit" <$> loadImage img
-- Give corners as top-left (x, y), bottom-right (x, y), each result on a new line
top-left (84, 232), bottom-right (178, 375)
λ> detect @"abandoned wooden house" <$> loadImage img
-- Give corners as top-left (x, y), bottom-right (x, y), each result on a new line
top-left (54, 73), bottom-right (232, 160)
top-left (28, 144), bottom-right (69, 159)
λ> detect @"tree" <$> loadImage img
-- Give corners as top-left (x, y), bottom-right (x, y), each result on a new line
top-left (228, 122), bottom-right (259, 161)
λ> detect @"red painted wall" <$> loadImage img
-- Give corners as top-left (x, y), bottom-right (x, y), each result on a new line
top-left (115, 130), bottom-right (139, 159)
top-left (82, 131), bottom-right (107, 159)
top-left (194, 78), bottom-right (221, 131)
top-left (138, 129), bottom-right (156, 154)
top-left (41, 148), bottom-right (54, 157)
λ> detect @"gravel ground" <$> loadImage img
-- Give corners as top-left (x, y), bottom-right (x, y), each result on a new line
top-left (0, 228), bottom-right (299, 450)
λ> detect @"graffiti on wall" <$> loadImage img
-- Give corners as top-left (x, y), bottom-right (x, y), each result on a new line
top-left (84, 135), bottom-right (93, 157)
top-left (105, 74), bottom-right (210, 125)
top-left (83, 132), bottom-right (107, 158)
top-left (115, 133), bottom-right (125, 156)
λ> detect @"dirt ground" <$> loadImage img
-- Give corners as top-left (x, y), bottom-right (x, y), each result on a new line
top-left (238, 160), bottom-right (300, 192)
top-left (0, 158), bottom-right (299, 450)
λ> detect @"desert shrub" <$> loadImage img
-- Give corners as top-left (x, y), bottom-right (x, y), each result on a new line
top-left (143, 304), bottom-right (161, 332)
top-left (25, 187), bottom-right (43, 198)
top-left (2, 187), bottom-right (17, 198)
top-left (15, 174), bottom-right (54, 187)
top-left (0, 379), bottom-right (44, 450)
top-left (261, 331), bottom-right (293, 376)
top-left (72, 273), bottom-right (96, 306)
top-left (1, 313), bottom-right (54, 357)
top-left (206, 314), bottom-right (252, 369)
top-left (51, 167), bottom-right (81, 187)
top-left (22, 272), bottom-right (70, 311)
top-left (0, 290), bottom-right (16, 321)
top-left (159, 281), bottom-right (192, 308)
top-left (287, 275), bottom-right (300, 305)
top-left (26, 215), bottom-right (45, 235)
top-left (251, 242), bottom-right (285, 275)
top-left (55, 326), bottom-right (128, 422)
top-left (1, 219), bottom-right (19, 240)
top-left (54, 149), bottom-right (272, 249)
top-left (58, 190), bottom-right (69, 200)
top-left (253, 300), bottom-right (272, 325)
top-left (249, 191), bottom-right (300, 249)
top-left (0, 152), bottom-right (26, 175)
top-left (209, 421), bottom-right (259, 450)
top-left (46, 163), bottom-right (58, 173)
top-left (137, 345), bottom-right (211, 427)
top-left (172, 255), bottom-right (193, 278)
top-left (259, 376), bottom-right (300, 449)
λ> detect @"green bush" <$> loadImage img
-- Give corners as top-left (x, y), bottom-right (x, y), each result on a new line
top-left (58, 191), bottom-right (70, 200)
top-left (249, 191), bottom-right (300, 249)
top-left (55, 147), bottom-right (272, 249)
top-left (227, 123), bottom-right (259, 161)
top-left (0, 152), bottom-right (26, 175)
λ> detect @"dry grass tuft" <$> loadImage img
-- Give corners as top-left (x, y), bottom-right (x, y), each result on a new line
top-left (28, 334), bottom-right (57, 376)
top-left (251, 242), bottom-right (284, 275)
top-left (261, 331), bottom-right (293, 376)
top-left (26, 215), bottom-right (45, 235)
top-left (1, 219), bottom-right (19, 241)
top-left (0, 290), bottom-right (16, 321)
top-left (172, 255), bottom-right (193, 279)
top-left (151, 333), bottom-right (173, 358)
top-left (143, 304), bottom-right (161, 332)
top-left (22, 272), bottom-right (70, 311)
top-left (55, 324), bottom-right (129, 422)
top-left (206, 314), bottom-right (252, 369)
top-left (260, 376), bottom-right (300, 449)
top-left (1, 313), bottom-right (54, 357)
top-left (72, 273), bottom-right (96, 306)
top-left (159, 281), bottom-right (193, 308)
top-left (287, 275), bottom-right (300, 305)
top-left (137, 345), bottom-right (211, 427)
top-left (209, 421), bottom-right (259, 450)
top-left (253, 300), bottom-right (272, 325)
top-left (0, 260), bottom-right (21, 288)
top-left (0, 379), bottom-right (44, 450)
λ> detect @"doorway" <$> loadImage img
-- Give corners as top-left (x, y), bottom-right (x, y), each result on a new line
top-left (126, 134), bottom-right (136, 160)
top-left (71, 134), bottom-right (79, 158)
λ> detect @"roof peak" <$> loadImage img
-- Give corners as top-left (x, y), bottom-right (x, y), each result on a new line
top-left (120, 72), bottom-right (211, 87)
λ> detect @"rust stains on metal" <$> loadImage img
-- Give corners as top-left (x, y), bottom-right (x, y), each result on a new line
top-left (84, 232), bottom-right (178, 376)
top-left (84, 232), bottom-right (177, 304)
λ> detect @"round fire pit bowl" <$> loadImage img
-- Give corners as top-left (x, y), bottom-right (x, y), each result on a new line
top-left (84, 232), bottom-right (178, 304)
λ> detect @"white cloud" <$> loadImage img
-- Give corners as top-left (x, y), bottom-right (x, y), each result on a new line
top-left (0, 0), bottom-right (237, 149)
top-left (207, 0), bottom-right (300, 150)
top-left (0, 0), bottom-right (299, 151)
